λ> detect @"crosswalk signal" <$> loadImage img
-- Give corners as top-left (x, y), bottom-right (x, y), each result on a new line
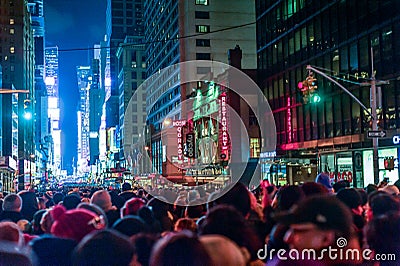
top-left (384, 157), bottom-right (395, 171)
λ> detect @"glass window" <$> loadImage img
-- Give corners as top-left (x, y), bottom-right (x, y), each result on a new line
top-left (250, 138), bottom-right (260, 158)
top-left (195, 0), bottom-right (208, 5)
top-left (349, 42), bottom-right (358, 72)
top-left (9, 18), bottom-right (14, 24)
top-left (196, 25), bottom-right (210, 33)
top-left (196, 39), bottom-right (210, 47)
top-left (10, 46), bottom-right (14, 53)
top-left (9, 28), bottom-right (14, 34)
top-left (195, 11), bottom-right (209, 19)
top-left (196, 53), bottom-right (211, 60)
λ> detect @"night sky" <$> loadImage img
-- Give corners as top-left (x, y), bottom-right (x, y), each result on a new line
top-left (44, 0), bottom-right (107, 173)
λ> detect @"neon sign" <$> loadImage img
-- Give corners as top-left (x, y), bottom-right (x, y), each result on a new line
top-left (173, 120), bottom-right (187, 161)
top-left (219, 92), bottom-right (229, 160)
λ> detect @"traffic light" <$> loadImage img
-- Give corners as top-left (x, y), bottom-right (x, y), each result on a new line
top-left (384, 157), bottom-right (395, 171)
top-left (24, 99), bottom-right (32, 120)
top-left (298, 75), bottom-right (320, 104)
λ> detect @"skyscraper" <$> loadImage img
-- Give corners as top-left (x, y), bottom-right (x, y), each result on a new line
top-left (44, 47), bottom-right (61, 176)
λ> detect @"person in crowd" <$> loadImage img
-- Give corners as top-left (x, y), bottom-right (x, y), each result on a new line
top-left (50, 205), bottom-right (106, 242)
top-left (267, 185), bottom-right (305, 251)
top-left (112, 215), bottom-right (148, 237)
top-left (77, 202), bottom-right (109, 227)
top-left (138, 206), bottom-right (162, 233)
top-left (30, 235), bottom-right (77, 266)
top-left (37, 197), bottom-right (46, 210)
top-left (366, 211), bottom-right (400, 266)
top-left (270, 195), bottom-right (361, 265)
top-left (62, 194), bottom-right (81, 210)
top-left (0, 221), bottom-right (24, 246)
top-left (184, 199), bottom-right (205, 221)
top-left (18, 191), bottom-right (39, 221)
top-left (0, 241), bottom-right (32, 266)
top-left (119, 182), bottom-right (136, 202)
top-left (300, 182), bottom-right (329, 197)
top-left (149, 231), bottom-right (212, 266)
top-left (380, 184), bottom-right (400, 196)
top-left (366, 191), bottom-right (400, 222)
top-left (198, 204), bottom-right (262, 264)
top-left (174, 218), bottom-right (197, 233)
top-left (73, 229), bottom-right (136, 266)
top-left (90, 189), bottom-right (120, 227)
top-left (0, 194), bottom-right (24, 223)
top-left (200, 235), bottom-right (247, 266)
top-left (147, 197), bottom-right (174, 232)
top-left (332, 180), bottom-right (350, 193)
top-left (336, 188), bottom-right (365, 245)
top-left (52, 192), bottom-right (64, 205)
top-left (365, 184), bottom-right (378, 195)
top-left (121, 197), bottom-right (146, 217)
top-left (31, 209), bottom-right (46, 235)
top-left (315, 172), bottom-right (334, 193)
top-left (130, 233), bottom-right (160, 266)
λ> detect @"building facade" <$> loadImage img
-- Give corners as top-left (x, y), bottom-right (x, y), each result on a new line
top-left (256, 0), bottom-right (400, 186)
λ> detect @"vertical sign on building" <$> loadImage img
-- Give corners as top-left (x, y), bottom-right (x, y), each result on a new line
top-left (173, 120), bottom-right (186, 162)
top-left (185, 133), bottom-right (196, 158)
top-left (218, 92), bottom-right (230, 161)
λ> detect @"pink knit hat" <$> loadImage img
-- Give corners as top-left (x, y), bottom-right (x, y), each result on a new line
top-left (122, 198), bottom-right (146, 216)
top-left (50, 205), bottom-right (105, 242)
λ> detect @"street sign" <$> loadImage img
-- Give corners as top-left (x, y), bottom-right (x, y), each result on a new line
top-left (367, 130), bottom-right (386, 138)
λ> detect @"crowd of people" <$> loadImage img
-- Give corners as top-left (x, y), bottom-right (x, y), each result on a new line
top-left (0, 176), bottom-right (399, 265)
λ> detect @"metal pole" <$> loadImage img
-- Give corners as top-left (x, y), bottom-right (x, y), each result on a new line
top-left (371, 48), bottom-right (379, 185)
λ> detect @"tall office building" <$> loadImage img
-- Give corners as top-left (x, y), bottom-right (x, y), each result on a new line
top-left (27, 0), bottom-right (50, 184)
top-left (144, 0), bottom-right (257, 177)
top-left (0, 0), bottom-right (35, 191)
top-left (44, 47), bottom-right (61, 175)
top-left (76, 66), bottom-right (91, 175)
top-left (106, 0), bottom-right (145, 171)
top-left (256, 0), bottom-right (400, 186)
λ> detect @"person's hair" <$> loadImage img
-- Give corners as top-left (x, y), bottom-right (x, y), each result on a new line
top-left (214, 182), bottom-right (251, 217)
top-left (2, 194), bottom-right (22, 212)
top-left (369, 193), bottom-right (400, 217)
top-left (73, 229), bottom-right (134, 266)
top-left (198, 204), bottom-right (262, 261)
top-left (366, 211), bottom-right (400, 256)
top-left (301, 182), bottom-right (329, 197)
top-left (274, 185), bottom-right (305, 211)
top-left (130, 233), bottom-right (160, 266)
top-left (174, 218), bottom-right (197, 232)
top-left (150, 231), bottom-right (212, 266)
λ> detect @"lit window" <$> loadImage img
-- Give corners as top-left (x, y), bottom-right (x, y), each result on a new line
top-left (195, 0), bottom-right (208, 5)
top-left (10, 47), bottom-right (14, 53)
top-left (132, 61), bottom-right (137, 68)
top-left (9, 19), bottom-right (14, 24)
top-left (142, 62), bottom-right (146, 68)
top-left (196, 25), bottom-right (210, 33)
top-left (10, 28), bottom-right (14, 34)
top-left (250, 138), bottom-right (260, 158)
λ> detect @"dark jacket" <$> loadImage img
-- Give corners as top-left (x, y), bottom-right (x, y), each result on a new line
top-left (0, 211), bottom-right (24, 223)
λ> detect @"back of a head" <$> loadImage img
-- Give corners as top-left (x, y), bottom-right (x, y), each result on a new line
top-left (200, 235), bottom-right (246, 266)
top-left (301, 182), bottom-right (329, 197)
top-left (366, 211), bottom-right (400, 255)
top-left (0, 242), bottom-right (32, 266)
top-left (275, 185), bottom-right (304, 211)
top-left (122, 182), bottom-right (132, 192)
top-left (62, 194), bottom-right (81, 210)
top-left (73, 229), bottom-right (134, 266)
top-left (336, 188), bottom-right (362, 210)
top-left (91, 190), bottom-right (112, 211)
top-left (215, 182), bottom-right (251, 217)
top-left (370, 193), bottom-right (400, 217)
top-left (198, 204), bottom-right (261, 261)
top-left (0, 221), bottom-right (23, 245)
top-left (130, 233), bottom-right (159, 266)
top-left (53, 192), bottom-right (65, 205)
top-left (18, 191), bottom-right (39, 220)
top-left (122, 198), bottom-right (146, 217)
top-left (333, 180), bottom-right (350, 193)
top-left (2, 194), bottom-right (22, 212)
top-left (30, 236), bottom-right (77, 266)
top-left (380, 185), bottom-right (400, 196)
top-left (150, 231), bottom-right (212, 266)
top-left (112, 215), bottom-right (147, 237)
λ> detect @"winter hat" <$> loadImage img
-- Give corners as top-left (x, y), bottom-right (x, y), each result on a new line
top-left (62, 194), bottom-right (81, 210)
top-left (315, 173), bottom-right (333, 190)
top-left (50, 205), bottom-right (105, 242)
top-left (122, 197), bottom-right (146, 216)
top-left (91, 190), bottom-right (112, 211)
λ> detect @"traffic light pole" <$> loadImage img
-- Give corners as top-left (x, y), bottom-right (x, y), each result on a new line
top-left (307, 63), bottom-right (382, 185)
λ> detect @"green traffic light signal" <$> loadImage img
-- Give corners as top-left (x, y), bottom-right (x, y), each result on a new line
top-left (311, 94), bottom-right (321, 103)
